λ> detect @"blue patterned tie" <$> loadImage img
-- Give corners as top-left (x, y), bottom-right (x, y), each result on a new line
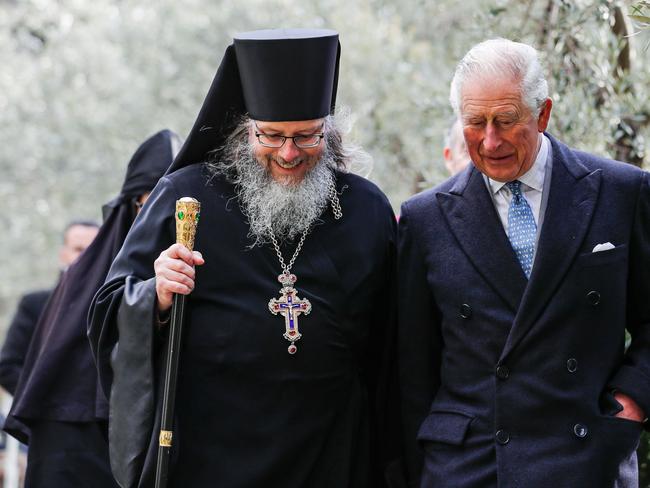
top-left (506, 180), bottom-right (537, 278)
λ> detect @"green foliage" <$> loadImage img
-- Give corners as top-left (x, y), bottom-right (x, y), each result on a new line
top-left (631, 0), bottom-right (650, 56)
top-left (631, 0), bottom-right (650, 24)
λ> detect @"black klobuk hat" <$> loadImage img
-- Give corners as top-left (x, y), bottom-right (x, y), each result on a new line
top-left (167, 28), bottom-right (340, 174)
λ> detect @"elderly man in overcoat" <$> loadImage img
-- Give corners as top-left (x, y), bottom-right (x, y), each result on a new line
top-left (398, 38), bottom-right (650, 487)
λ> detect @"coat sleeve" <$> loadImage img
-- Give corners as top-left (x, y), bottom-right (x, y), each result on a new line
top-left (365, 206), bottom-right (403, 488)
top-left (608, 170), bottom-right (650, 426)
top-left (0, 291), bottom-right (49, 395)
top-left (88, 176), bottom-right (178, 488)
top-left (397, 201), bottom-right (443, 487)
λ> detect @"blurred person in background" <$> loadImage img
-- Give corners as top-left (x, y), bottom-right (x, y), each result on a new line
top-left (0, 220), bottom-right (99, 395)
top-left (58, 220), bottom-right (101, 272)
top-left (4, 129), bottom-right (181, 488)
top-left (443, 118), bottom-right (470, 176)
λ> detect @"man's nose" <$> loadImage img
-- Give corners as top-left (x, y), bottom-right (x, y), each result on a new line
top-left (482, 123), bottom-right (502, 152)
top-left (278, 139), bottom-right (301, 162)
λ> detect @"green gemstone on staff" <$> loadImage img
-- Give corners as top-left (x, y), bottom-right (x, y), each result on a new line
top-left (178, 211), bottom-right (185, 220)
top-left (196, 213), bottom-right (200, 221)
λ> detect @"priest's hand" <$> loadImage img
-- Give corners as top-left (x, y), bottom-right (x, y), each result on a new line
top-left (154, 243), bottom-right (205, 312)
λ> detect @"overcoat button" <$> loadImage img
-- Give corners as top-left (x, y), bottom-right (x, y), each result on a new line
top-left (496, 365), bottom-right (510, 380)
top-left (495, 429), bottom-right (510, 445)
top-left (573, 424), bottom-right (588, 438)
top-left (567, 358), bottom-right (578, 373)
top-left (460, 303), bottom-right (472, 319)
top-left (586, 290), bottom-right (601, 306)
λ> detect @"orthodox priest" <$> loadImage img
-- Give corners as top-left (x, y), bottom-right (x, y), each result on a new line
top-left (89, 29), bottom-right (397, 488)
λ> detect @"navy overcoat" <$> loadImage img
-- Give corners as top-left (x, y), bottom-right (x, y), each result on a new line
top-left (398, 134), bottom-right (650, 487)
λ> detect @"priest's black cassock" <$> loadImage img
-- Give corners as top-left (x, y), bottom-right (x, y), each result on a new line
top-left (4, 129), bottom-right (181, 487)
top-left (88, 29), bottom-right (398, 488)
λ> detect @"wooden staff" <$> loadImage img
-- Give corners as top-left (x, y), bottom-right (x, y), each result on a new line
top-left (155, 197), bottom-right (201, 488)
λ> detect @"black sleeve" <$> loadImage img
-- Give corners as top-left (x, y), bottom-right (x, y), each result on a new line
top-left (608, 170), bottom-right (650, 424)
top-left (88, 176), bottom-right (178, 488)
top-left (0, 291), bottom-right (50, 394)
top-left (397, 203), bottom-right (443, 487)
top-left (366, 208), bottom-right (403, 488)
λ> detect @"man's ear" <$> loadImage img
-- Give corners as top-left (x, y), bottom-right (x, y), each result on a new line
top-left (537, 98), bottom-right (552, 132)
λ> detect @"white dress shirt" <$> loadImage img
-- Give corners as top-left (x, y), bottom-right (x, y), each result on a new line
top-left (484, 134), bottom-right (550, 238)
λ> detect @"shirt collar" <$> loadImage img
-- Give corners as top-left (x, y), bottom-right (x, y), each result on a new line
top-left (486, 134), bottom-right (549, 195)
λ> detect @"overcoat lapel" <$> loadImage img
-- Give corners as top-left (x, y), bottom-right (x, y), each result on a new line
top-left (500, 136), bottom-right (601, 360)
top-left (437, 167), bottom-right (527, 313)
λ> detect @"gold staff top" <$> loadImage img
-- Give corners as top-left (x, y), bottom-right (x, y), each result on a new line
top-left (175, 197), bottom-right (200, 251)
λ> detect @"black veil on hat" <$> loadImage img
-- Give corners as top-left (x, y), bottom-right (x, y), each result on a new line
top-left (167, 28), bottom-right (340, 174)
top-left (103, 129), bottom-right (183, 220)
top-left (5, 130), bottom-right (181, 443)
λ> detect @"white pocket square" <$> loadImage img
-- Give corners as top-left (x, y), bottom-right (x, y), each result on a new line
top-left (592, 242), bottom-right (615, 253)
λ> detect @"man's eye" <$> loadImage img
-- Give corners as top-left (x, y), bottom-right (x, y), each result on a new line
top-left (295, 135), bottom-right (319, 144)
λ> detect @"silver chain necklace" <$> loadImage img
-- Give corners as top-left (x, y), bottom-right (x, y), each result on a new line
top-left (328, 178), bottom-right (342, 220)
top-left (267, 180), bottom-right (342, 355)
top-left (268, 229), bottom-right (308, 278)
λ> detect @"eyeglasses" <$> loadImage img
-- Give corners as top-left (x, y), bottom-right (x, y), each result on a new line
top-left (254, 122), bottom-right (324, 149)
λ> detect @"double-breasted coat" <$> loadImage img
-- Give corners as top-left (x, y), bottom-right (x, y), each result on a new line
top-left (398, 134), bottom-right (650, 487)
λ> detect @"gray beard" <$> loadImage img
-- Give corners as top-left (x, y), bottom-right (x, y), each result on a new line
top-left (229, 148), bottom-right (335, 247)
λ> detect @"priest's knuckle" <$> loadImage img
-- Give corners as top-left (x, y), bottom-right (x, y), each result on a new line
top-left (175, 271), bottom-right (189, 283)
top-left (165, 245), bottom-right (179, 258)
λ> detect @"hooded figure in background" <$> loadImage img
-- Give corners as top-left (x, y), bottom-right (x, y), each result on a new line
top-left (5, 129), bottom-right (181, 487)
top-left (0, 219), bottom-right (99, 395)
top-left (89, 29), bottom-right (399, 488)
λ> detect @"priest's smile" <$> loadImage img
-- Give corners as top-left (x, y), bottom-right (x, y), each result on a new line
top-left (272, 156), bottom-right (304, 170)
top-left (251, 118), bottom-right (325, 183)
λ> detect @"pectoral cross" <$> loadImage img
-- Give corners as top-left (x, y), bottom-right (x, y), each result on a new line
top-left (268, 273), bottom-right (311, 355)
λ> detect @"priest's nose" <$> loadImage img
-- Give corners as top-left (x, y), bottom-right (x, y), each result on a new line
top-left (278, 139), bottom-right (301, 162)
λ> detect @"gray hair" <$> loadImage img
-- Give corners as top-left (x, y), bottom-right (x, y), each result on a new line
top-left (449, 38), bottom-right (548, 117)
